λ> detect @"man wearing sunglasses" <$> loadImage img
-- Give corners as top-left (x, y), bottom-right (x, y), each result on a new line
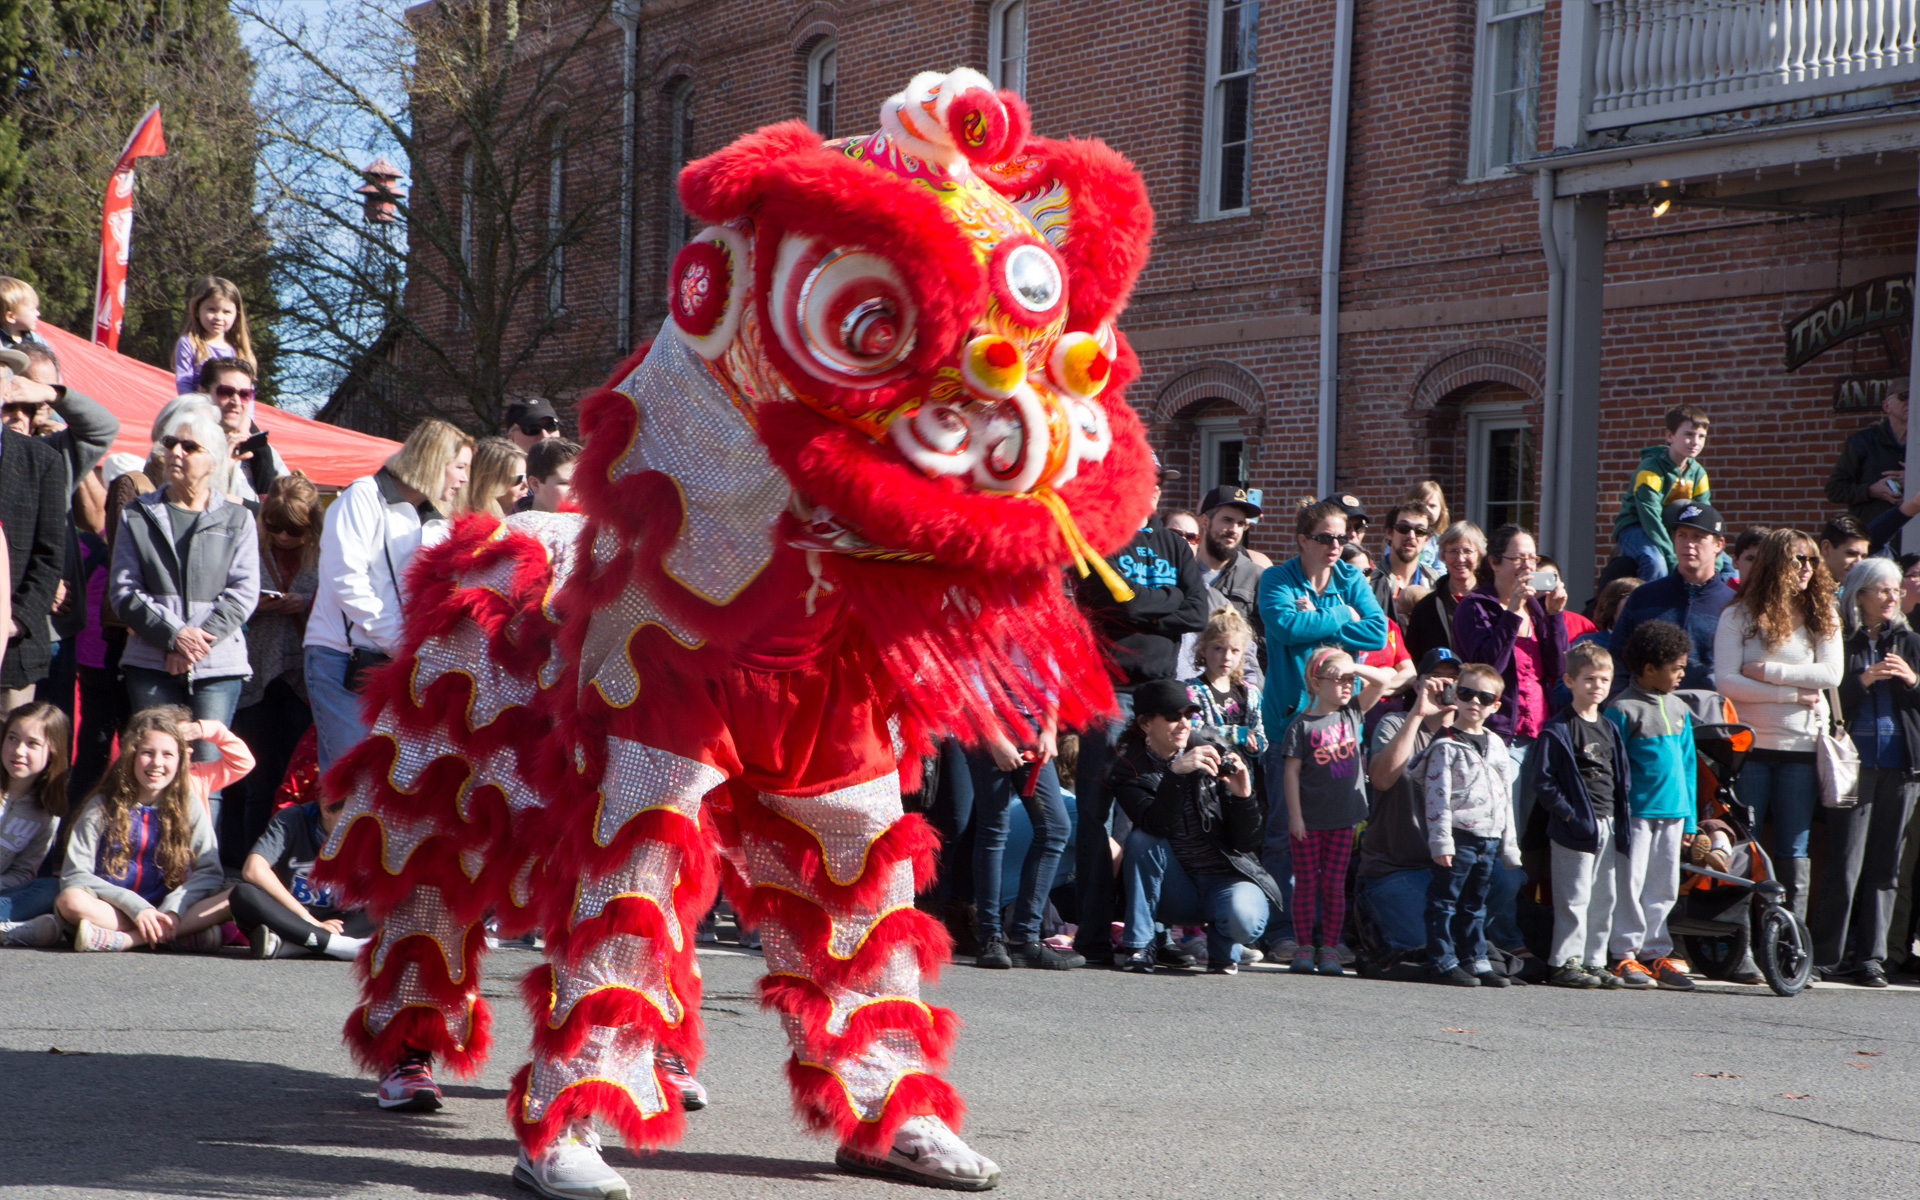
top-left (0, 346), bottom-right (69, 714)
top-left (1368, 501), bottom-right (1442, 620)
top-left (199, 357), bottom-right (287, 508)
top-left (503, 397), bottom-right (562, 452)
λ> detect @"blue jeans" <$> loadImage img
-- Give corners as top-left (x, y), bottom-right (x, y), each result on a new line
top-left (1120, 828), bottom-right (1269, 965)
top-left (1736, 756), bottom-right (1819, 862)
top-left (1358, 868), bottom-right (1430, 952)
top-left (0, 876), bottom-right (58, 921)
top-left (1427, 833), bottom-right (1501, 972)
top-left (1258, 743), bottom-right (1295, 943)
top-left (306, 646), bottom-right (370, 770)
top-left (1617, 523), bottom-right (1670, 582)
top-left (1071, 692), bottom-right (1133, 958)
top-left (969, 752), bottom-right (1070, 943)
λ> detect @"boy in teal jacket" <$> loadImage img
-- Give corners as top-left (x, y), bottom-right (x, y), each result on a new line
top-left (1612, 405), bottom-right (1710, 582)
top-left (1603, 620), bottom-right (1698, 991)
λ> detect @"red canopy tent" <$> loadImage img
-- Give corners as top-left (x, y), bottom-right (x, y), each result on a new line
top-left (36, 322), bottom-right (399, 486)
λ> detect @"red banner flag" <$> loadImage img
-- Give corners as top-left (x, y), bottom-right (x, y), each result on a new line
top-left (92, 105), bottom-right (168, 351)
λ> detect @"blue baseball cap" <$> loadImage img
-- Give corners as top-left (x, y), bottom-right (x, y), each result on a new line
top-left (1418, 648), bottom-right (1461, 676)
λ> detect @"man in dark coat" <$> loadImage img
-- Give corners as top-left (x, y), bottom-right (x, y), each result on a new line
top-left (0, 348), bottom-right (69, 709)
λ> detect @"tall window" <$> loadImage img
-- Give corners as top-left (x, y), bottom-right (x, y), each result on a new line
top-left (1465, 402), bottom-right (1536, 532)
top-left (987, 0), bottom-right (1028, 94)
top-left (1194, 412), bottom-right (1247, 498)
top-left (457, 146), bottom-right (474, 331)
top-left (1201, 0), bottom-right (1258, 219)
top-left (545, 121), bottom-right (566, 317)
top-left (1469, 0), bottom-right (1543, 177)
top-left (807, 40), bottom-right (837, 137)
top-left (667, 80), bottom-right (697, 260)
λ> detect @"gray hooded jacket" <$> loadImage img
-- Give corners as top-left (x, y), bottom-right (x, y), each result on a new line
top-left (110, 488), bottom-right (260, 681)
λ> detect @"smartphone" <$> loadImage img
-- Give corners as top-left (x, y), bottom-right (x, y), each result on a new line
top-left (235, 430), bottom-right (270, 459)
top-left (258, 589), bottom-right (284, 601)
top-left (1529, 568), bottom-right (1560, 593)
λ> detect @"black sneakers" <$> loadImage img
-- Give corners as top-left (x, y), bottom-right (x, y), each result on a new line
top-left (1154, 940), bottom-right (1197, 970)
top-left (1436, 964), bottom-right (1480, 987)
top-left (1004, 940), bottom-right (1084, 969)
top-left (1549, 958), bottom-right (1599, 988)
top-left (1121, 946), bottom-right (1155, 973)
top-left (973, 939), bottom-right (1012, 969)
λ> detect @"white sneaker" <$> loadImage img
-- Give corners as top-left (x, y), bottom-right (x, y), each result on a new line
top-left (0, 913), bottom-right (63, 947)
top-left (249, 925), bottom-right (282, 959)
top-left (836, 1115), bottom-right (1002, 1191)
top-left (74, 918), bottom-right (132, 952)
top-left (513, 1120), bottom-right (631, 1199)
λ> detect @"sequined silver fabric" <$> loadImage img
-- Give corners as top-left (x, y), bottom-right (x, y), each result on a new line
top-left (743, 842), bottom-right (916, 961)
top-left (410, 621), bottom-right (537, 728)
top-left (522, 1023), bottom-right (668, 1123)
top-left (594, 737), bottom-right (724, 847)
top-left (500, 509), bottom-right (586, 621)
top-left (572, 838), bottom-right (686, 952)
top-left (546, 931), bottom-right (683, 1029)
top-left (364, 960), bottom-right (471, 1048)
top-left (755, 775), bottom-right (904, 885)
top-left (372, 887), bottom-right (474, 982)
top-left (609, 331), bottom-right (789, 605)
top-left (766, 925), bottom-right (923, 1044)
top-left (792, 1028), bottom-right (930, 1121)
top-left (377, 724), bottom-right (536, 822)
top-left (578, 586), bottom-right (703, 708)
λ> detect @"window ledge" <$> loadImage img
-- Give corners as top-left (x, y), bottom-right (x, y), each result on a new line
top-left (1165, 209), bottom-right (1266, 245)
top-left (1426, 173), bottom-right (1534, 209)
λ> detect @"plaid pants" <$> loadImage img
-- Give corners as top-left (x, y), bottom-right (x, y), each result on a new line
top-left (1290, 827), bottom-right (1354, 949)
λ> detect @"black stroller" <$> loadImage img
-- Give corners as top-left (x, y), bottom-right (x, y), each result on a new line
top-left (1667, 719), bottom-right (1814, 996)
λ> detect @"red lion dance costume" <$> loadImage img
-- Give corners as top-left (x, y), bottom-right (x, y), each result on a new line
top-left (313, 69), bottom-right (1155, 1198)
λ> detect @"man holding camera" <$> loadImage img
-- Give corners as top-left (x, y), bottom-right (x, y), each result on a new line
top-left (1106, 678), bottom-right (1281, 974)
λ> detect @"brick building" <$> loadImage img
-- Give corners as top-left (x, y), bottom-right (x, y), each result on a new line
top-left (397, 0), bottom-right (1920, 596)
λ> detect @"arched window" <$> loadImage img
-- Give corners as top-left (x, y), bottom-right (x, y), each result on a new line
top-left (807, 39), bottom-right (837, 137)
top-left (666, 79), bottom-right (696, 260)
top-left (987, 0), bottom-right (1028, 94)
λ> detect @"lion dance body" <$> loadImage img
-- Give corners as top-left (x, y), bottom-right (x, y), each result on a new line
top-left (312, 70), bottom-right (1157, 1191)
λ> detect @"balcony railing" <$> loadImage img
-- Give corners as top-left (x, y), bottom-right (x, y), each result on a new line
top-left (1586, 0), bottom-right (1920, 130)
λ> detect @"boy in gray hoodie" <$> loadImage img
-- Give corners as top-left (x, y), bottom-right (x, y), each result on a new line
top-left (1422, 663), bottom-right (1521, 987)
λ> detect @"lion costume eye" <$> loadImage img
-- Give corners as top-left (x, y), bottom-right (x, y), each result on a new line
top-left (770, 236), bottom-right (918, 387)
top-left (987, 236), bottom-right (1066, 328)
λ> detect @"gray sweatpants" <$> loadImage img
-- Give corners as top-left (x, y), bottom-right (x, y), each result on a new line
top-left (1610, 816), bottom-right (1685, 961)
top-left (1548, 815), bottom-right (1618, 967)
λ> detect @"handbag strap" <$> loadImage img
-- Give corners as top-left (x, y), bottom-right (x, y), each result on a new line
top-left (1823, 685), bottom-right (1847, 737)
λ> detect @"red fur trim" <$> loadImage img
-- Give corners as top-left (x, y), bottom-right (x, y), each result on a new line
top-left (739, 887), bottom-right (951, 990)
top-left (528, 808), bottom-right (718, 966)
top-left (995, 91), bottom-right (1032, 157)
top-left (518, 963), bottom-right (705, 1067)
top-left (785, 1058), bottom-right (965, 1153)
top-left (729, 796), bottom-right (940, 910)
top-left (944, 87), bottom-right (1017, 165)
top-left (679, 120), bottom-right (824, 223)
top-left (985, 234), bottom-right (1067, 327)
top-left (758, 975), bottom-right (959, 1068)
top-left (999, 135), bottom-right (1154, 333)
top-left (508, 1064), bottom-right (688, 1158)
top-left (340, 994), bottom-right (492, 1080)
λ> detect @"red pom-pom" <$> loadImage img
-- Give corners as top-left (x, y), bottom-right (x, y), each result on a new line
top-left (944, 89), bottom-right (1012, 164)
top-left (669, 240), bottom-right (730, 336)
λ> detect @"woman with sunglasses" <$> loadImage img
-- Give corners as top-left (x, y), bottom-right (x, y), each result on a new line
top-left (109, 399), bottom-right (261, 835)
top-left (1712, 528), bottom-right (1843, 920)
top-left (460, 437), bottom-right (529, 519)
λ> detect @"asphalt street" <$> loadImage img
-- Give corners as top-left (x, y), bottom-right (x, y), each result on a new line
top-left (3, 944), bottom-right (1918, 1200)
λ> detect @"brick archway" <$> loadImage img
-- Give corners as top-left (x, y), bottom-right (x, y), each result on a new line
top-left (1152, 359), bottom-right (1266, 426)
top-left (1407, 341), bottom-right (1544, 415)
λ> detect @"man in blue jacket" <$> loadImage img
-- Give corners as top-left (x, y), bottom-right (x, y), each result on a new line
top-left (1608, 501), bottom-right (1733, 692)
top-left (1254, 496), bottom-right (1386, 952)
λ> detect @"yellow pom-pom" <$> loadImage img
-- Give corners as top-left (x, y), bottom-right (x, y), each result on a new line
top-left (1048, 332), bottom-right (1112, 399)
top-left (960, 333), bottom-right (1026, 399)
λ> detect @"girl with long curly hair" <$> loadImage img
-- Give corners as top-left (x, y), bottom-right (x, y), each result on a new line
top-left (1712, 528), bottom-right (1843, 917)
top-left (54, 706), bottom-right (254, 952)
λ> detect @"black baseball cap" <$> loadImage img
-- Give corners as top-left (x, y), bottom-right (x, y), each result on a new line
top-left (1134, 678), bottom-right (1201, 720)
top-left (1200, 485), bottom-right (1262, 517)
top-left (1417, 648), bottom-right (1462, 677)
top-left (504, 396), bottom-right (559, 431)
top-left (1322, 493), bottom-right (1368, 524)
top-left (1664, 500), bottom-right (1723, 538)
top-left (1150, 450), bottom-right (1181, 481)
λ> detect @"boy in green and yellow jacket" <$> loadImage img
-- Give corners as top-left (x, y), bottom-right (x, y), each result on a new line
top-left (1613, 405), bottom-right (1710, 582)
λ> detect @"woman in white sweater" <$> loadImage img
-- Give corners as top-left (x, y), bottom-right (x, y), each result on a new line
top-left (1711, 529), bottom-right (1843, 917)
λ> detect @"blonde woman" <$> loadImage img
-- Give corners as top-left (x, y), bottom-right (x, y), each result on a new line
top-left (304, 418), bottom-right (474, 768)
top-left (461, 437), bottom-right (529, 518)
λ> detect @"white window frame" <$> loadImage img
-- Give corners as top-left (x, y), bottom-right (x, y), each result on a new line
top-left (806, 39), bottom-right (837, 137)
top-left (1194, 413), bottom-right (1247, 500)
top-left (545, 121), bottom-right (566, 317)
top-left (1467, 0), bottom-right (1545, 179)
top-left (457, 146), bottom-right (474, 331)
top-left (1464, 400), bottom-right (1535, 533)
top-left (1199, 0), bottom-right (1258, 221)
top-left (667, 80), bottom-right (696, 261)
top-left (986, 0), bottom-right (1028, 94)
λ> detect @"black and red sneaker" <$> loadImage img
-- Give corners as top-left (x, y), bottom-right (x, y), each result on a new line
top-left (656, 1051), bottom-right (708, 1111)
top-left (376, 1051), bottom-right (443, 1111)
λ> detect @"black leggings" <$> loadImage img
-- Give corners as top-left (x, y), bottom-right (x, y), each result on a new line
top-left (228, 880), bottom-right (374, 956)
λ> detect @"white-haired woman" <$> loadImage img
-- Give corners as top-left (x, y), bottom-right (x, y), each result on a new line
top-left (1406, 520), bottom-right (1485, 664)
top-left (305, 417), bottom-right (473, 769)
top-left (109, 398), bottom-right (261, 818)
top-left (1814, 557), bottom-right (1920, 986)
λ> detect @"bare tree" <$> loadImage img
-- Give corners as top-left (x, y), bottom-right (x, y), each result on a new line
top-left (244, 0), bottom-right (625, 431)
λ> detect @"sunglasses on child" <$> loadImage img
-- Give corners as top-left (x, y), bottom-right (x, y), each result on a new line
top-left (1315, 670), bottom-right (1359, 687)
top-left (161, 435), bottom-right (206, 455)
top-left (1454, 685), bottom-right (1500, 706)
top-left (1305, 531), bottom-right (1355, 546)
top-left (212, 384), bottom-right (255, 402)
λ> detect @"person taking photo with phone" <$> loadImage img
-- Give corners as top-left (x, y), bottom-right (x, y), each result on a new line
top-left (200, 358), bottom-right (287, 509)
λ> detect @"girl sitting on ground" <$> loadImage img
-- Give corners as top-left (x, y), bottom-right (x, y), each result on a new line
top-left (55, 706), bottom-right (253, 953)
top-left (0, 702), bottom-right (74, 946)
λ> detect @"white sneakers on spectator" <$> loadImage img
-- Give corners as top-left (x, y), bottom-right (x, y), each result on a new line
top-left (73, 918), bottom-right (132, 952)
top-left (513, 1120), bottom-right (630, 1200)
top-left (377, 1053), bottom-right (444, 1111)
top-left (0, 913), bottom-right (62, 947)
top-left (835, 1116), bottom-right (1002, 1191)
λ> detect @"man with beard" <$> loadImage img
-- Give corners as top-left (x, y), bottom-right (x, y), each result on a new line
top-left (1196, 486), bottom-right (1272, 621)
top-left (1369, 501), bottom-right (1443, 621)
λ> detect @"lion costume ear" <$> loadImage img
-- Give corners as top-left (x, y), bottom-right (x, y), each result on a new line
top-left (981, 135), bottom-right (1154, 335)
top-left (677, 120), bottom-right (824, 225)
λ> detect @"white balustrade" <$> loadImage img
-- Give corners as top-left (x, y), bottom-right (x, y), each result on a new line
top-left (1585, 0), bottom-right (1920, 129)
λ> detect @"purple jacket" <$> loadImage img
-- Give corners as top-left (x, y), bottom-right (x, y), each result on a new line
top-left (1451, 588), bottom-right (1567, 740)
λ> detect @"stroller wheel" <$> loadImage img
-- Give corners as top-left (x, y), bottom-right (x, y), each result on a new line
top-left (1683, 930), bottom-right (1753, 982)
top-left (1756, 906), bottom-right (1814, 996)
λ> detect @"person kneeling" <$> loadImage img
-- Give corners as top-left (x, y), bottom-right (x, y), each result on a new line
top-left (1111, 679), bottom-right (1281, 974)
top-left (55, 708), bottom-right (251, 952)
top-left (1423, 664), bottom-right (1521, 987)
top-left (231, 790), bottom-right (371, 961)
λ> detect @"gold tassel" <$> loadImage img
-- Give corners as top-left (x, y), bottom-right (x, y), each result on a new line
top-left (1034, 489), bottom-right (1134, 602)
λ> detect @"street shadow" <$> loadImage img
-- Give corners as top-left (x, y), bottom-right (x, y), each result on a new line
top-left (0, 1048), bottom-right (518, 1197)
top-left (621, 1148), bottom-right (840, 1182)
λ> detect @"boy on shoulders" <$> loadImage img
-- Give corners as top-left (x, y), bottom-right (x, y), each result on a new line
top-left (1613, 405), bottom-right (1711, 582)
